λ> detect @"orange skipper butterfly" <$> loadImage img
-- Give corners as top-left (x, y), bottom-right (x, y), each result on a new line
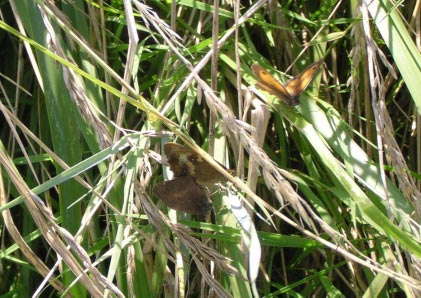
top-left (252, 60), bottom-right (322, 106)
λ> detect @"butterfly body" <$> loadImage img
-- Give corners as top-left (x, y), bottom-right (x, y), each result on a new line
top-left (252, 60), bottom-right (322, 106)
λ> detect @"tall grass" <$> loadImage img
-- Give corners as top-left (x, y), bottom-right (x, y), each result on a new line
top-left (0, 0), bottom-right (420, 297)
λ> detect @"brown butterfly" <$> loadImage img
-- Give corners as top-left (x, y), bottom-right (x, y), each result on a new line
top-left (153, 142), bottom-right (231, 214)
top-left (154, 176), bottom-right (212, 215)
top-left (251, 60), bottom-right (322, 106)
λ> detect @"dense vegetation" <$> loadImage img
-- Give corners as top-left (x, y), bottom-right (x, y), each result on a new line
top-left (0, 0), bottom-right (420, 297)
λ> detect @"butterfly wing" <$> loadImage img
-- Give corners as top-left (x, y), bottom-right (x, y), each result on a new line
top-left (251, 64), bottom-right (291, 102)
top-left (164, 142), bottom-right (229, 187)
top-left (284, 60), bottom-right (322, 105)
top-left (164, 142), bottom-right (195, 177)
top-left (154, 176), bottom-right (212, 215)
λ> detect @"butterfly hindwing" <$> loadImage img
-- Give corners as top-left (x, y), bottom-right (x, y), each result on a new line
top-left (154, 176), bottom-right (211, 215)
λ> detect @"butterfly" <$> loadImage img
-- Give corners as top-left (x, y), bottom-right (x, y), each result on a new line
top-left (251, 60), bottom-right (322, 106)
top-left (153, 143), bottom-right (231, 215)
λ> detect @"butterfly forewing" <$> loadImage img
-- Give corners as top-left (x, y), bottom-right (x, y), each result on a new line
top-left (164, 142), bottom-right (229, 187)
top-left (164, 142), bottom-right (196, 177)
top-left (251, 64), bottom-right (291, 101)
top-left (285, 60), bottom-right (323, 98)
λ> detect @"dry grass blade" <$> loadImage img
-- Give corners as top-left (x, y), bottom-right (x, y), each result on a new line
top-left (0, 149), bottom-right (124, 297)
top-left (0, 182), bottom-right (69, 295)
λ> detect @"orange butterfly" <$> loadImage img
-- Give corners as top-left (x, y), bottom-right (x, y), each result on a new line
top-left (251, 60), bottom-right (322, 106)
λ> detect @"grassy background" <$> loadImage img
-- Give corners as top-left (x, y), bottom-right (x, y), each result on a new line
top-left (0, 0), bottom-right (421, 297)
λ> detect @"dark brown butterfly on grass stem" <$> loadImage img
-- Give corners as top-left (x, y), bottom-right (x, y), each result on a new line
top-left (251, 60), bottom-right (322, 106)
top-left (153, 143), bottom-right (231, 215)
